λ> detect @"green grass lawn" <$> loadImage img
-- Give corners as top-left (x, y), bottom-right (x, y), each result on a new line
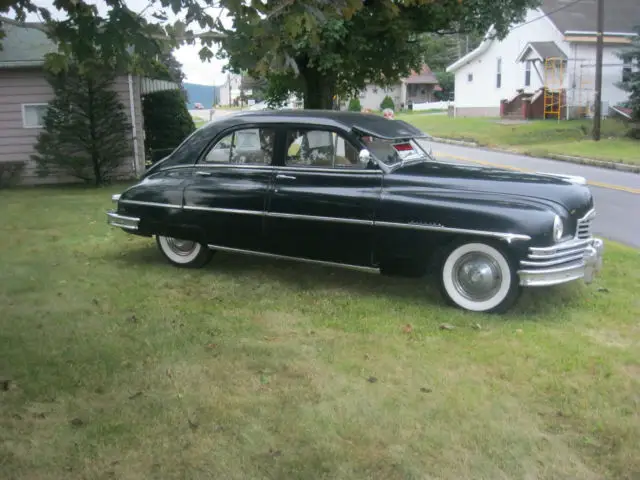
top-left (192, 116), bottom-right (207, 128)
top-left (402, 115), bottom-right (640, 165)
top-left (1, 187), bottom-right (639, 479)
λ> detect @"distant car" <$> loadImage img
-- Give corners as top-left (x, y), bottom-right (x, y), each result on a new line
top-left (107, 110), bottom-right (604, 313)
top-left (194, 103), bottom-right (204, 109)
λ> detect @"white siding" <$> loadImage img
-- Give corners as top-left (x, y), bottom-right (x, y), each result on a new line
top-left (452, 9), bottom-right (568, 113)
top-left (567, 43), bottom-right (630, 111)
top-left (0, 69), bottom-right (141, 185)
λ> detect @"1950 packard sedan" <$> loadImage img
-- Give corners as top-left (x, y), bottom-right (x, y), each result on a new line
top-left (107, 110), bottom-right (604, 313)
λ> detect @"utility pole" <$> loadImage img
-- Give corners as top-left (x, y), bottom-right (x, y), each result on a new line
top-left (592, 0), bottom-right (604, 141)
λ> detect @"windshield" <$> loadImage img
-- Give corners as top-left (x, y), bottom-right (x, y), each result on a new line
top-left (356, 135), bottom-right (434, 167)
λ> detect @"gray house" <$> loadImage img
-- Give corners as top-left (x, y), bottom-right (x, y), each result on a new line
top-left (0, 23), bottom-right (179, 184)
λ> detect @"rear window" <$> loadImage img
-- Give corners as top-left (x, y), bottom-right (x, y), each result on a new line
top-left (358, 135), bottom-right (432, 166)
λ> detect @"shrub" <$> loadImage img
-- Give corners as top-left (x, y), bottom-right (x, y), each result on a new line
top-left (380, 95), bottom-right (395, 111)
top-left (348, 97), bottom-right (362, 112)
top-left (0, 161), bottom-right (25, 188)
top-left (142, 89), bottom-right (196, 164)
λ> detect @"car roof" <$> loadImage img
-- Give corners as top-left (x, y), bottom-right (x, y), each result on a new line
top-left (203, 109), bottom-right (430, 140)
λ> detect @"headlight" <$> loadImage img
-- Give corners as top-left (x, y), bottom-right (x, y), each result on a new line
top-left (553, 215), bottom-right (564, 242)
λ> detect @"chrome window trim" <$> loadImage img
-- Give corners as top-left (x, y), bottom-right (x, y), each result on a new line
top-left (119, 199), bottom-right (183, 209)
top-left (151, 163), bottom-right (381, 175)
top-left (184, 206), bottom-right (263, 216)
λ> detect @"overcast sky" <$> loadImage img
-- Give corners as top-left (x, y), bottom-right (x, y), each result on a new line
top-left (21, 0), bottom-right (233, 86)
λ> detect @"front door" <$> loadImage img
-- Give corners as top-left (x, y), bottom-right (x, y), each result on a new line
top-left (182, 125), bottom-right (276, 250)
top-left (266, 127), bottom-right (382, 266)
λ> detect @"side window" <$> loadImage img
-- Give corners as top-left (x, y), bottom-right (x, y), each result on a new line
top-left (202, 127), bottom-right (275, 165)
top-left (285, 129), bottom-right (360, 168)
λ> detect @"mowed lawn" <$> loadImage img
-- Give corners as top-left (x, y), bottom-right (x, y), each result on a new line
top-left (1, 187), bottom-right (640, 480)
top-left (403, 115), bottom-right (640, 165)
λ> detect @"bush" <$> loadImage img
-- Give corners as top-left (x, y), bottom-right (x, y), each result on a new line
top-left (31, 64), bottom-right (132, 186)
top-left (348, 98), bottom-right (362, 112)
top-left (380, 95), bottom-right (395, 111)
top-left (0, 161), bottom-right (25, 188)
top-left (142, 89), bottom-right (196, 164)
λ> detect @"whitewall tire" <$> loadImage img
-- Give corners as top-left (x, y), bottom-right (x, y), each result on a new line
top-left (439, 241), bottom-right (520, 313)
top-left (156, 235), bottom-right (213, 268)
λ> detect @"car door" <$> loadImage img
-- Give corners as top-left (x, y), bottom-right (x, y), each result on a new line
top-left (265, 126), bottom-right (383, 267)
top-left (182, 125), bottom-right (276, 250)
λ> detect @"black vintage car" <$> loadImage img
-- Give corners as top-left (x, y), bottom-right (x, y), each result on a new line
top-left (107, 110), bottom-right (604, 313)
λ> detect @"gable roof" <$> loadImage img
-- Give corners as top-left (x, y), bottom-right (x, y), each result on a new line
top-left (403, 64), bottom-right (438, 84)
top-left (541, 0), bottom-right (640, 34)
top-left (0, 23), bottom-right (56, 68)
top-left (515, 41), bottom-right (567, 63)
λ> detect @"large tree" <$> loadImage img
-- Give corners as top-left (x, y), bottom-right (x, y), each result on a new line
top-left (2, 0), bottom-right (538, 108)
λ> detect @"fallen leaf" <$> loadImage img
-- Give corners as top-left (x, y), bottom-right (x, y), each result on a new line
top-left (402, 323), bottom-right (413, 333)
top-left (70, 418), bottom-right (84, 427)
top-left (128, 391), bottom-right (143, 400)
top-left (439, 323), bottom-right (455, 330)
top-left (420, 387), bottom-right (432, 393)
top-left (472, 323), bottom-right (482, 330)
top-left (367, 376), bottom-right (378, 383)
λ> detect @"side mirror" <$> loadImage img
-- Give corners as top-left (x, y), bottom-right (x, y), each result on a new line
top-left (358, 148), bottom-right (371, 165)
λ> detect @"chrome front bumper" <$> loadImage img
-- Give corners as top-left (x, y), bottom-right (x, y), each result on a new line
top-left (518, 237), bottom-right (604, 287)
top-left (107, 211), bottom-right (140, 230)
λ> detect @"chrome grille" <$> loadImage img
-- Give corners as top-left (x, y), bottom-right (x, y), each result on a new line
top-left (575, 209), bottom-right (595, 239)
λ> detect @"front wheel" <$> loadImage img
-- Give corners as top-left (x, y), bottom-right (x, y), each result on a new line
top-left (438, 241), bottom-right (521, 313)
top-left (156, 235), bottom-right (213, 268)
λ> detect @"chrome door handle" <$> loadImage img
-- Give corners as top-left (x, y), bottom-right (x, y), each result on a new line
top-left (195, 170), bottom-right (213, 177)
top-left (276, 174), bottom-right (296, 180)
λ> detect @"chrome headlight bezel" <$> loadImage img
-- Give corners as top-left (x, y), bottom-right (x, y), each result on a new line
top-left (553, 215), bottom-right (564, 242)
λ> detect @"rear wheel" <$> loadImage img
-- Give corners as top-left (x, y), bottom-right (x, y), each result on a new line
top-left (438, 241), bottom-right (520, 313)
top-left (156, 235), bottom-right (213, 268)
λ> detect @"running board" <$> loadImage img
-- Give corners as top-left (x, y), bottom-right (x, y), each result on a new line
top-left (206, 243), bottom-right (380, 274)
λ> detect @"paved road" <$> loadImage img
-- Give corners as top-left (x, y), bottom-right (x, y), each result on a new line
top-left (428, 141), bottom-right (640, 248)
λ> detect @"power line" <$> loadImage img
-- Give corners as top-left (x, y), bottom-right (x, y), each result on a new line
top-left (507, 0), bottom-right (587, 33)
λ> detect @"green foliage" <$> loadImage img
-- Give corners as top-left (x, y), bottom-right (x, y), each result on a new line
top-left (3, 0), bottom-right (538, 109)
top-left (380, 95), bottom-right (395, 111)
top-left (142, 90), bottom-right (196, 164)
top-left (31, 64), bottom-right (132, 186)
top-left (434, 71), bottom-right (454, 100)
top-left (348, 97), bottom-right (362, 112)
top-left (0, 161), bottom-right (25, 188)
top-left (616, 26), bottom-right (640, 138)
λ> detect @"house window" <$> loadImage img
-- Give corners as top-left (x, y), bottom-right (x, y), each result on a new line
top-left (496, 57), bottom-right (502, 88)
top-left (467, 73), bottom-right (473, 82)
top-left (22, 103), bottom-right (48, 128)
top-left (525, 61), bottom-right (532, 87)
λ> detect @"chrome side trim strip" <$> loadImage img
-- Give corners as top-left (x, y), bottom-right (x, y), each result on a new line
top-left (119, 199), bottom-right (183, 209)
top-left (189, 163), bottom-right (380, 174)
top-left (183, 205), bottom-right (263, 216)
top-left (206, 243), bottom-right (379, 274)
top-left (528, 246), bottom-right (587, 260)
top-left (269, 211), bottom-right (373, 226)
top-left (374, 220), bottom-right (531, 242)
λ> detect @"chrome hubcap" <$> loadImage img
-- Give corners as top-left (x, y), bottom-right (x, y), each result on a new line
top-left (452, 252), bottom-right (502, 302)
top-left (165, 237), bottom-right (197, 256)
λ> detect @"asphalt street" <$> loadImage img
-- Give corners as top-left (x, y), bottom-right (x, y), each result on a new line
top-left (428, 141), bottom-right (640, 248)
top-left (189, 109), bottom-right (639, 248)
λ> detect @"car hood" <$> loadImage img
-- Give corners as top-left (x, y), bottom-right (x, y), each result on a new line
top-left (388, 161), bottom-right (594, 217)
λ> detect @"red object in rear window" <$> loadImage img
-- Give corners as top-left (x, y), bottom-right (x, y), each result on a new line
top-left (392, 143), bottom-right (413, 151)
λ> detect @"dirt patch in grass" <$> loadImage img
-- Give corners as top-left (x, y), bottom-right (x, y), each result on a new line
top-left (1, 186), bottom-right (639, 479)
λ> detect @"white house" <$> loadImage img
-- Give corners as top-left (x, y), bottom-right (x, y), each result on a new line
top-left (446, 0), bottom-right (639, 118)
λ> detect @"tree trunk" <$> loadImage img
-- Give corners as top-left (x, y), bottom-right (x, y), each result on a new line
top-left (300, 61), bottom-right (335, 110)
